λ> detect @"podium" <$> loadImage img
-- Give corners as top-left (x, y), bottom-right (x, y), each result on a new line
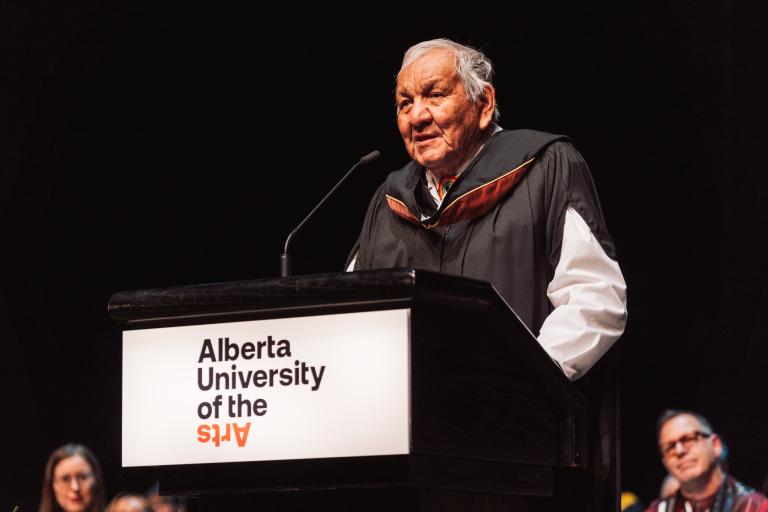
top-left (109, 269), bottom-right (619, 511)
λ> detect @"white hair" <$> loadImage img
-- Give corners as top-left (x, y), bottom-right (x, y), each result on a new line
top-left (399, 38), bottom-right (500, 122)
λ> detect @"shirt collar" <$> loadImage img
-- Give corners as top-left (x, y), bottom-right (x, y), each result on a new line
top-left (424, 124), bottom-right (503, 208)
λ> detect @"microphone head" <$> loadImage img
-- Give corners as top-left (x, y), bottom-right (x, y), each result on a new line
top-left (359, 150), bottom-right (382, 165)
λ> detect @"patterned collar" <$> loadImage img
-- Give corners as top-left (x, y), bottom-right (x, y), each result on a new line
top-left (422, 124), bottom-right (503, 209)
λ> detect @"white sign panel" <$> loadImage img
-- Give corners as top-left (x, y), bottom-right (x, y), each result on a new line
top-left (122, 308), bottom-right (410, 467)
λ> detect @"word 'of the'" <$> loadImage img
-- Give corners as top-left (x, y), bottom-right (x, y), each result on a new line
top-left (197, 393), bottom-right (268, 420)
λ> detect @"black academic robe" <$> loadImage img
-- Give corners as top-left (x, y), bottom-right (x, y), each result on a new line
top-left (351, 129), bottom-right (616, 336)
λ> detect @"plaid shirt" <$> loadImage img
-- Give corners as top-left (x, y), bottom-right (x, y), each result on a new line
top-left (646, 476), bottom-right (768, 512)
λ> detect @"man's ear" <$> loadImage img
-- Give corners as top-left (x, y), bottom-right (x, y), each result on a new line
top-left (478, 84), bottom-right (496, 130)
top-left (711, 433), bottom-right (723, 460)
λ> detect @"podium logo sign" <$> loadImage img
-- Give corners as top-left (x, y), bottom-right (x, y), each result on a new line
top-left (122, 309), bottom-right (410, 467)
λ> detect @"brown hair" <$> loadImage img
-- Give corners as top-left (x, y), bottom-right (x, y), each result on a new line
top-left (39, 443), bottom-right (105, 512)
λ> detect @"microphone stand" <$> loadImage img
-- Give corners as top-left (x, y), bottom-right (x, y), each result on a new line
top-left (280, 150), bottom-right (381, 277)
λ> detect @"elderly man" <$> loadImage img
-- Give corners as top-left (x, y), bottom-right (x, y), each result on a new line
top-left (647, 410), bottom-right (768, 512)
top-left (349, 38), bottom-right (627, 380)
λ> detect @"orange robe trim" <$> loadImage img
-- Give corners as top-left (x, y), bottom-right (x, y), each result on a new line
top-left (385, 157), bottom-right (535, 229)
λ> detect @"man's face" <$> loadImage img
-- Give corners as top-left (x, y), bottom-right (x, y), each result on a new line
top-left (395, 50), bottom-right (494, 176)
top-left (659, 414), bottom-right (722, 486)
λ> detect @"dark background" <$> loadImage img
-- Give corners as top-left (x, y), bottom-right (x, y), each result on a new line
top-left (1, 1), bottom-right (766, 509)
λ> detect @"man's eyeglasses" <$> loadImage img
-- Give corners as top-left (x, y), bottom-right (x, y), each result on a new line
top-left (660, 431), bottom-right (711, 457)
top-left (54, 472), bottom-right (94, 487)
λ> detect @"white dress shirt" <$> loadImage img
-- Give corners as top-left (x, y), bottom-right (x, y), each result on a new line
top-left (537, 206), bottom-right (627, 380)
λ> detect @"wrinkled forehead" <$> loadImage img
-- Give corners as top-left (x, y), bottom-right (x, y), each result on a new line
top-left (396, 49), bottom-right (458, 91)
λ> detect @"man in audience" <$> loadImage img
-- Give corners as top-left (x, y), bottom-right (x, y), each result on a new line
top-left (646, 409), bottom-right (768, 512)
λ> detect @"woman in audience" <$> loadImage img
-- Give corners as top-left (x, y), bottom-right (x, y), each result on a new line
top-left (39, 443), bottom-right (105, 512)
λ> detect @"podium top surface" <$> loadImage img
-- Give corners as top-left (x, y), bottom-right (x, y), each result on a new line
top-left (108, 268), bottom-right (499, 326)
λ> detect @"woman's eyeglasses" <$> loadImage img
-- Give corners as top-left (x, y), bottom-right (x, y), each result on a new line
top-left (54, 472), bottom-right (94, 487)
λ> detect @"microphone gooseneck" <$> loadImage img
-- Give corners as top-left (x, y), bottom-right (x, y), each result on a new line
top-left (280, 150), bottom-right (381, 277)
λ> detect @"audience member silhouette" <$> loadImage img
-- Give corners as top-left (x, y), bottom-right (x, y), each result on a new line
top-left (107, 492), bottom-right (153, 512)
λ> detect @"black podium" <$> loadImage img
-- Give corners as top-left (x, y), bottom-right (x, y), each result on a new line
top-left (109, 269), bottom-right (619, 511)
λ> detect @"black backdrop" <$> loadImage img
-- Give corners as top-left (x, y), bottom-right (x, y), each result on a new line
top-left (2, 2), bottom-right (767, 510)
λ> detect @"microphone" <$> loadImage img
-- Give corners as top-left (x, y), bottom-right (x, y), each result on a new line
top-left (280, 150), bottom-right (381, 277)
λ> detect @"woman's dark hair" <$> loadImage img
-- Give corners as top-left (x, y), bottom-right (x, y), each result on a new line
top-left (39, 443), bottom-right (105, 512)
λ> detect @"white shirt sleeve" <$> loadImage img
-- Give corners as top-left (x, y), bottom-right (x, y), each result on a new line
top-left (346, 253), bottom-right (357, 272)
top-left (537, 207), bottom-right (627, 381)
